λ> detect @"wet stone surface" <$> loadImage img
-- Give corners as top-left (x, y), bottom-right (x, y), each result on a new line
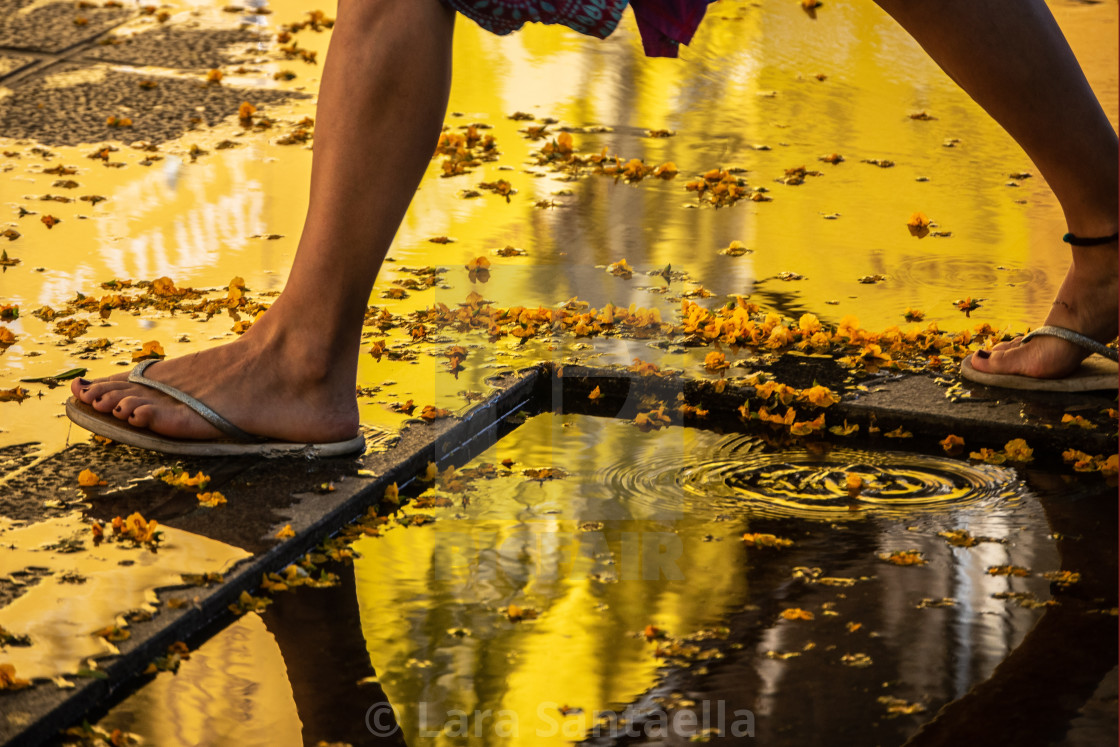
top-left (0, 0), bottom-right (134, 54)
top-left (0, 62), bottom-right (306, 146)
top-left (0, 568), bottom-right (50, 608)
top-left (0, 51), bottom-right (36, 77)
top-left (85, 25), bottom-right (270, 70)
top-left (0, 2), bottom-right (305, 147)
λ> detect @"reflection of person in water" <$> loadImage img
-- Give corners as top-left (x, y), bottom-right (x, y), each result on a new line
top-left (69, 0), bottom-right (1117, 453)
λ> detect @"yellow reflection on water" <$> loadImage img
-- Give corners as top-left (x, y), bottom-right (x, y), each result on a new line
top-left (352, 414), bottom-right (750, 744)
top-left (0, 512), bottom-right (249, 679)
top-left (1, 1), bottom-right (1114, 451)
top-left (96, 613), bottom-right (303, 747)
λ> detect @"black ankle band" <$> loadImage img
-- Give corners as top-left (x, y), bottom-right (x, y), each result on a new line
top-left (1062, 231), bottom-right (1120, 246)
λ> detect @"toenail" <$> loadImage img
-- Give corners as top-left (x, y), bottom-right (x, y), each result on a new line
top-left (77, 378), bottom-right (91, 386)
top-left (976, 350), bottom-right (991, 359)
top-left (114, 405), bottom-right (122, 413)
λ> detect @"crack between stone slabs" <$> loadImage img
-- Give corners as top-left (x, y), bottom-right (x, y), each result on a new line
top-left (0, 366), bottom-right (541, 747)
top-left (0, 13), bottom-right (139, 87)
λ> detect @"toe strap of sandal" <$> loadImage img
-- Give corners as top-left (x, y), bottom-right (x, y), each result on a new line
top-left (128, 359), bottom-right (264, 441)
top-left (1021, 325), bottom-right (1120, 362)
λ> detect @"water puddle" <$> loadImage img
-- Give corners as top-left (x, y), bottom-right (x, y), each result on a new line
top-left (94, 613), bottom-right (303, 747)
top-left (0, 512), bottom-right (249, 680)
top-left (673, 439), bottom-right (1023, 519)
top-left (88, 413), bottom-right (1116, 744)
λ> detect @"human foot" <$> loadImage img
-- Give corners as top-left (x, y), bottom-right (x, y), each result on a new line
top-left (969, 240), bottom-right (1119, 379)
top-left (69, 322), bottom-right (361, 446)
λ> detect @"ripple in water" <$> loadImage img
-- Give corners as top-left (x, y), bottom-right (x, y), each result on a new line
top-left (596, 434), bottom-right (1024, 521)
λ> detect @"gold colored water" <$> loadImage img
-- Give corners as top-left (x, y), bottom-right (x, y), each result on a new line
top-left (0, 0), bottom-right (1115, 452)
top-left (0, 512), bottom-right (249, 680)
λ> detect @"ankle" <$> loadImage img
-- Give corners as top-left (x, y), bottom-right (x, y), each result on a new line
top-left (1070, 244), bottom-right (1119, 277)
top-left (237, 315), bottom-right (357, 388)
top-left (1063, 215), bottom-right (1120, 241)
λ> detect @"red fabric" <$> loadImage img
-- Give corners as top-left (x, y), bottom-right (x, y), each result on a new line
top-left (629, 0), bottom-right (714, 57)
top-left (439, 0), bottom-right (715, 58)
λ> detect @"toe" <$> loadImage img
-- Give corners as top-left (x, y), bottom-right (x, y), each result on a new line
top-left (970, 347), bottom-right (1022, 376)
top-left (128, 401), bottom-right (223, 440)
top-left (988, 337), bottom-right (1023, 353)
top-left (113, 394), bottom-right (148, 422)
top-left (70, 378), bottom-right (91, 399)
top-left (970, 337), bottom-right (1082, 379)
top-left (93, 386), bottom-right (135, 413)
top-left (76, 376), bottom-right (132, 405)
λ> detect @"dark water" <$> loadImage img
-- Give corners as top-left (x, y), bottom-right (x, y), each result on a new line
top-left (94, 413), bottom-right (1117, 746)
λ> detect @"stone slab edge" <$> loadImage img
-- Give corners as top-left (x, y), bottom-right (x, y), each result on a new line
top-left (1, 366), bottom-right (541, 747)
top-left (545, 363), bottom-right (1115, 459)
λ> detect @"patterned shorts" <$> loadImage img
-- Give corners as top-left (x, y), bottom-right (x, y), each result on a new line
top-left (439, 0), bottom-right (714, 58)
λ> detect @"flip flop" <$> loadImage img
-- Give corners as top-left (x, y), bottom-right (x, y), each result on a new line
top-left (66, 360), bottom-right (366, 457)
top-left (960, 325), bottom-right (1119, 392)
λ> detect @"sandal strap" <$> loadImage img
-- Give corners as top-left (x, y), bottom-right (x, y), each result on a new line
top-left (1062, 231), bottom-right (1119, 247)
top-left (1021, 325), bottom-right (1120, 362)
top-left (128, 359), bottom-right (263, 441)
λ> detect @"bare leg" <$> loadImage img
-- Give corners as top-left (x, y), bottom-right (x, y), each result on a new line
top-left (72, 0), bottom-right (455, 442)
top-left (875, 0), bottom-right (1118, 379)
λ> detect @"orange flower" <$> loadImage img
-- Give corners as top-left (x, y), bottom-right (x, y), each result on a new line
top-left (607, 259), bottom-right (633, 279)
top-left (78, 468), bottom-right (105, 487)
top-left (742, 533), bottom-right (793, 548)
top-left (906, 212), bottom-right (931, 238)
top-left (0, 663), bottom-right (31, 691)
top-left (790, 413), bottom-right (826, 436)
top-left (780, 608), bottom-right (814, 621)
top-left (939, 434), bottom-right (965, 455)
top-left (703, 351), bottom-right (729, 372)
top-left (1003, 438), bottom-right (1033, 462)
top-left (131, 340), bottom-right (165, 362)
top-left (758, 406), bottom-right (796, 426)
top-left (197, 491), bottom-right (227, 507)
top-left (798, 313), bottom-right (821, 335)
top-left (801, 385), bottom-right (840, 408)
top-left (880, 550), bottom-right (927, 566)
top-left (845, 473), bottom-right (863, 495)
